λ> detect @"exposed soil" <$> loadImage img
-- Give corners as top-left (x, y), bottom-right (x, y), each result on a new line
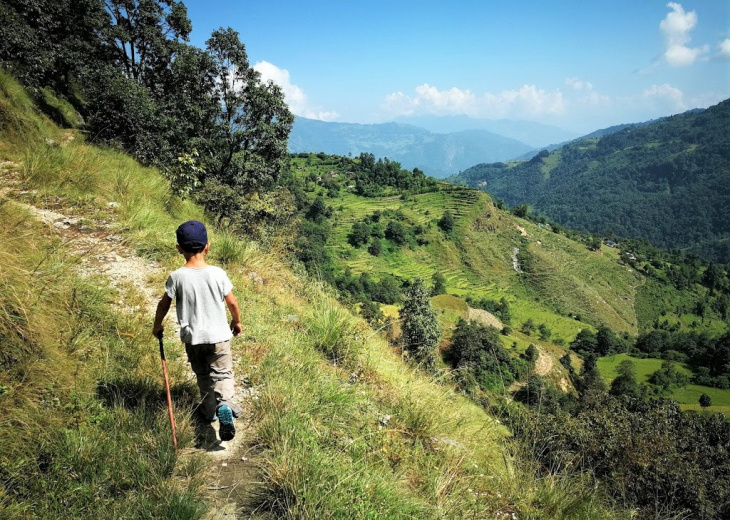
top-left (533, 348), bottom-right (554, 377)
top-left (467, 308), bottom-right (504, 329)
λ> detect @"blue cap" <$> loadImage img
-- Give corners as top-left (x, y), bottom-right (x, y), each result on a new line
top-left (176, 220), bottom-right (208, 251)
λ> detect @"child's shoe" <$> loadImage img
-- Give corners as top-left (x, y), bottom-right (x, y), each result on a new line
top-left (217, 405), bottom-right (235, 441)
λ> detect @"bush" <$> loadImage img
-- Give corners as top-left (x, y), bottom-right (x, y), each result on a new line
top-left (448, 319), bottom-right (525, 391)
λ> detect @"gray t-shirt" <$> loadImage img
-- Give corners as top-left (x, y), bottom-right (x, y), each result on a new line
top-left (164, 265), bottom-right (234, 345)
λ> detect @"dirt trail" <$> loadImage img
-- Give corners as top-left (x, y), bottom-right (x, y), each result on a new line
top-left (1, 162), bottom-right (268, 519)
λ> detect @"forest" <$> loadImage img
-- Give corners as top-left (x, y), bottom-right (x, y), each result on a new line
top-left (451, 100), bottom-right (730, 263)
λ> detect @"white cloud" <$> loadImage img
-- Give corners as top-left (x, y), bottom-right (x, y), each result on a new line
top-left (383, 83), bottom-right (565, 119)
top-left (642, 84), bottom-right (686, 110)
top-left (659, 3), bottom-right (708, 66)
top-left (253, 61), bottom-right (339, 121)
top-left (719, 38), bottom-right (730, 58)
top-left (565, 77), bottom-right (593, 91)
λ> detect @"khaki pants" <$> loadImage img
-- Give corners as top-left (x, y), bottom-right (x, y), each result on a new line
top-left (185, 340), bottom-right (238, 420)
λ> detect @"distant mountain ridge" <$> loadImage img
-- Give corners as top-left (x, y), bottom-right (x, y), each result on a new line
top-left (288, 117), bottom-right (535, 178)
top-left (510, 113), bottom-right (705, 161)
top-left (450, 101), bottom-right (730, 263)
top-left (393, 114), bottom-right (578, 147)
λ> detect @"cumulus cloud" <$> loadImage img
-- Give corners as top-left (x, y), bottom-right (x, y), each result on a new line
top-left (659, 3), bottom-right (709, 66)
top-left (642, 84), bottom-right (686, 110)
top-left (253, 61), bottom-right (339, 121)
top-left (383, 83), bottom-right (565, 119)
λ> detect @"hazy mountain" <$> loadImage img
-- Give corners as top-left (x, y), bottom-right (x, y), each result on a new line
top-left (288, 117), bottom-right (534, 178)
top-left (394, 115), bottom-right (578, 148)
top-left (510, 115), bottom-right (698, 161)
top-left (450, 101), bottom-right (730, 262)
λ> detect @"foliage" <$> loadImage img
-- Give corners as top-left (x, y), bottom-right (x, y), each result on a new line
top-left (608, 360), bottom-right (641, 398)
top-left (352, 153), bottom-right (438, 196)
top-left (699, 393), bottom-right (712, 408)
top-left (437, 210), bottom-right (455, 233)
top-left (649, 359), bottom-right (691, 391)
top-left (400, 280), bottom-right (441, 371)
top-left (570, 325), bottom-right (628, 357)
top-left (524, 344), bottom-right (538, 366)
top-left (466, 296), bottom-right (512, 324)
top-left (448, 319), bottom-right (526, 391)
top-left (431, 271), bottom-right (447, 296)
top-left (503, 395), bottom-right (730, 520)
top-left (635, 329), bottom-right (730, 389)
top-left (0, 1), bottom-right (294, 235)
top-left (453, 101), bottom-right (730, 263)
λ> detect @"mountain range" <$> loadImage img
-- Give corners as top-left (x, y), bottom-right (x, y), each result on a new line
top-left (450, 100), bottom-right (730, 263)
top-left (288, 117), bottom-right (540, 178)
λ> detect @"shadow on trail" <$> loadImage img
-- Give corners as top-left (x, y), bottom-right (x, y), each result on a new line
top-left (96, 376), bottom-right (198, 411)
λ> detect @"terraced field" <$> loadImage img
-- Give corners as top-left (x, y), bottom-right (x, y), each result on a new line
top-left (316, 172), bottom-right (647, 345)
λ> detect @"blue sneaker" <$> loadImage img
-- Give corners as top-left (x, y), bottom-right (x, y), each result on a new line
top-left (217, 405), bottom-right (235, 441)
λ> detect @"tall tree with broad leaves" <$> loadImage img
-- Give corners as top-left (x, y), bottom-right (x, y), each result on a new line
top-left (102, 0), bottom-right (192, 82)
top-left (400, 279), bottom-right (441, 372)
top-left (204, 27), bottom-right (293, 194)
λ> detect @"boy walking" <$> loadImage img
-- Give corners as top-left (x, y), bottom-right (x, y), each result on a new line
top-left (152, 220), bottom-right (242, 441)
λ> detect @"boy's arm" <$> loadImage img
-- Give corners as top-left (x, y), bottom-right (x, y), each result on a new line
top-left (152, 293), bottom-right (172, 338)
top-left (224, 292), bottom-right (242, 336)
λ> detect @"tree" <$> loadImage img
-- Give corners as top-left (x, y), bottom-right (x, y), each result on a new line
top-left (521, 318), bottom-right (536, 336)
top-left (438, 210), bottom-right (455, 233)
top-left (400, 279), bottom-right (441, 371)
top-left (103, 0), bottom-right (192, 82)
top-left (571, 329), bottom-right (598, 356)
top-left (360, 301), bottom-right (384, 327)
top-left (525, 343), bottom-right (539, 365)
top-left (431, 272), bottom-right (447, 296)
top-left (538, 323), bottom-right (551, 341)
top-left (203, 27), bottom-right (293, 195)
top-left (348, 221), bottom-right (371, 247)
top-left (385, 221), bottom-right (408, 246)
top-left (609, 360), bottom-right (641, 398)
top-left (576, 353), bottom-right (607, 398)
top-left (367, 239), bottom-right (382, 257)
top-left (449, 319), bottom-right (525, 390)
top-left (699, 393), bottom-right (712, 409)
top-left (511, 204), bottom-right (529, 218)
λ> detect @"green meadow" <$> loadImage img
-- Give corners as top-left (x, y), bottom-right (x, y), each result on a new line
top-left (597, 354), bottom-right (730, 414)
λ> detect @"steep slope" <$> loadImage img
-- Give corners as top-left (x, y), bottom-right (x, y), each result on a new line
top-left (289, 117), bottom-right (534, 177)
top-left (451, 100), bottom-right (730, 262)
top-left (1, 71), bottom-right (624, 519)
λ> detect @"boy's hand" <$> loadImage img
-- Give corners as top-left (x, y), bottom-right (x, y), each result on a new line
top-left (230, 321), bottom-right (242, 336)
top-left (152, 325), bottom-right (164, 339)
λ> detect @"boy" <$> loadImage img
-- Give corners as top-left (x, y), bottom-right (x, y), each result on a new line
top-left (152, 220), bottom-right (242, 441)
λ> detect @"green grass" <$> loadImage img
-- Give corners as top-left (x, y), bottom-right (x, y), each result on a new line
top-left (0, 70), bottom-right (626, 519)
top-left (597, 353), bottom-right (692, 383)
top-left (597, 354), bottom-right (730, 415)
top-left (305, 156), bottom-right (647, 344)
top-left (672, 385), bottom-right (730, 415)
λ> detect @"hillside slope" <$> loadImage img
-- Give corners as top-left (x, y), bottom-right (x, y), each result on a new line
top-left (451, 100), bottom-right (730, 262)
top-left (0, 71), bottom-right (626, 519)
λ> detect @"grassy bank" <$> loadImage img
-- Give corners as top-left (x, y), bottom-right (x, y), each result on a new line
top-left (0, 70), bottom-right (625, 518)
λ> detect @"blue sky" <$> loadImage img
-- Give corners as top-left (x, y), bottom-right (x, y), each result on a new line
top-left (184, 1), bottom-right (729, 133)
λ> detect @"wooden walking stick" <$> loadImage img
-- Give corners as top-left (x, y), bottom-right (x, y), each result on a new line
top-left (158, 334), bottom-right (178, 452)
